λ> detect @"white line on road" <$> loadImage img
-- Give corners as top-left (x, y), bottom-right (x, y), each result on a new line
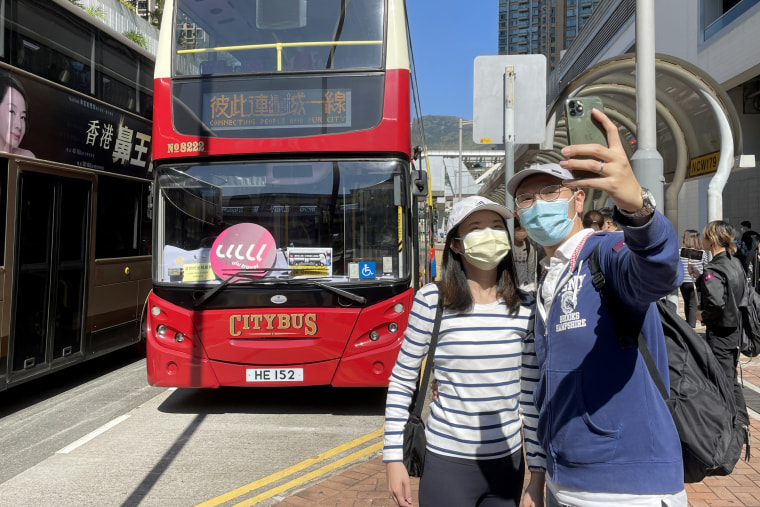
top-left (55, 414), bottom-right (131, 454)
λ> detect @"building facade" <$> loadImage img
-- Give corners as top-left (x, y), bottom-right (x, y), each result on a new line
top-left (544, 0), bottom-right (760, 239)
top-left (498, 0), bottom-right (602, 73)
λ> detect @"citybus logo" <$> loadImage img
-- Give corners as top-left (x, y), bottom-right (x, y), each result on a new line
top-left (229, 313), bottom-right (318, 337)
top-left (210, 223), bottom-right (277, 278)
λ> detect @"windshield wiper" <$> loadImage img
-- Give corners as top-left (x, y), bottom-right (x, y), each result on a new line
top-left (287, 278), bottom-right (367, 305)
top-left (193, 271), bottom-right (367, 307)
top-left (193, 269), bottom-right (283, 307)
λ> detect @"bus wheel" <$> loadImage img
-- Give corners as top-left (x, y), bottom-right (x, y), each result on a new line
top-left (134, 311), bottom-right (147, 355)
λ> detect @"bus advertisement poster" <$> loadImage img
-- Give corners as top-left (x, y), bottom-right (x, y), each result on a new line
top-left (5, 70), bottom-right (152, 179)
top-left (287, 247), bottom-right (332, 277)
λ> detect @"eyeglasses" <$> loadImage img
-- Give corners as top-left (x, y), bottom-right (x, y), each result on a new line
top-left (514, 185), bottom-right (576, 209)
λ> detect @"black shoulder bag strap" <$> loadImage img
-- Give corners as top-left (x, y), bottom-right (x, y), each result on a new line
top-left (587, 246), bottom-right (669, 400)
top-left (410, 294), bottom-right (445, 420)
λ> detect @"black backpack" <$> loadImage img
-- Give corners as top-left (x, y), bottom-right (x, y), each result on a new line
top-left (588, 246), bottom-right (750, 483)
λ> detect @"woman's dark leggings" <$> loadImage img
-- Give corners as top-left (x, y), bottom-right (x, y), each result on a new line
top-left (679, 282), bottom-right (698, 327)
top-left (418, 449), bottom-right (524, 507)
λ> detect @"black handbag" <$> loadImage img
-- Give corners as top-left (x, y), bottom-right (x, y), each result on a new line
top-left (402, 296), bottom-right (443, 477)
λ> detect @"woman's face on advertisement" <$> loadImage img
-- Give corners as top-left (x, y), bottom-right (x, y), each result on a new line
top-left (0, 86), bottom-right (27, 150)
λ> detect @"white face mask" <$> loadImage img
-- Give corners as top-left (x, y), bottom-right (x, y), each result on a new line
top-left (460, 228), bottom-right (511, 270)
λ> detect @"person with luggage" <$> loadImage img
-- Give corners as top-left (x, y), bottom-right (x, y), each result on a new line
top-left (697, 220), bottom-right (749, 409)
top-left (507, 108), bottom-right (686, 506)
top-left (382, 196), bottom-right (543, 507)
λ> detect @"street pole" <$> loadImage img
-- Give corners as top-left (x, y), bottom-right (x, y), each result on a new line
top-left (504, 65), bottom-right (515, 238)
top-left (458, 117), bottom-right (463, 202)
top-left (631, 0), bottom-right (663, 208)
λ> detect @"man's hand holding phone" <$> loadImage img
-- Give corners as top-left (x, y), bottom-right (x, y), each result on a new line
top-left (560, 108), bottom-right (646, 216)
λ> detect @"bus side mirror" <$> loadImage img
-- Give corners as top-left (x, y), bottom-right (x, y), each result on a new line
top-left (411, 170), bottom-right (428, 197)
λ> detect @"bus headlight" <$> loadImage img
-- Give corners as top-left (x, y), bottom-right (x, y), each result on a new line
top-left (156, 324), bottom-right (167, 335)
top-left (388, 323), bottom-right (398, 333)
top-left (393, 303), bottom-right (404, 314)
top-left (175, 333), bottom-right (185, 343)
top-left (369, 330), bottom-right (380, 341)
top-left (151, 306), bottom-right (162, 316)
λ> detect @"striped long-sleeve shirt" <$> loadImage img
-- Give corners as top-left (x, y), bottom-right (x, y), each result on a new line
top-left (383, 283), bottom-right (545, 468)
top-left (680, 250), bottom-right (709, 284)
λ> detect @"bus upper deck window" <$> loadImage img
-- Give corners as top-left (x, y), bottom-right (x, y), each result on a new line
top-left (256, 0), bottom-right (307, 29)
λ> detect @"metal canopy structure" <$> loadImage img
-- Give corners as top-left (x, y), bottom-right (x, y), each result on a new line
top-left (477, 53), bottom-right (754, 229)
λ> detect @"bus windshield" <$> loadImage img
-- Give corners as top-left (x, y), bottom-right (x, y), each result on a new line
top-left (175, 0), bottom-right (385, 75)
top-left (156, 160), bottom-right (409, 284)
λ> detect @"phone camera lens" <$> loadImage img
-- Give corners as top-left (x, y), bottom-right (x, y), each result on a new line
top-left (569, 110), bottom-right (576, 116)
top-left (576, 103), bottom-right (583, 111)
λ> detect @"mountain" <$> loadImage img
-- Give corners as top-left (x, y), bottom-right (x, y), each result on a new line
top-left (412, 115), bottom-right (503, 152)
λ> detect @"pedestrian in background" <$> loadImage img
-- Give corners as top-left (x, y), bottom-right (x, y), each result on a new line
top-left (513, 216), bottom-right (541, 295)
top-left (679, 229), bottom-right (709, 328)
top-left (600, 209), bottom-right (620, 232)
top-left (507, 107), bottom-right (686, 506)
top-left (697, 220), bottom-right (749, 412)
top-left (581, 209), bottom-right (604, 231)
top-left (383, 196), bottom-right (542, 507)
top-left (740, 220), bottom-right (760, 253)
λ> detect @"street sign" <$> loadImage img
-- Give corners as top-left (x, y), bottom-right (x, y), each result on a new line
top-left (473, 55), bottom-right (547, 144)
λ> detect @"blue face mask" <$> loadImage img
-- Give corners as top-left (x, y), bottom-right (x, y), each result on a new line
top-left (518, 196), bottom-right (576, 246)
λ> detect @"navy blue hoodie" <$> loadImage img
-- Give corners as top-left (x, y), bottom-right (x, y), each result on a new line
top-left (533, 210), bottom-right (685, 494)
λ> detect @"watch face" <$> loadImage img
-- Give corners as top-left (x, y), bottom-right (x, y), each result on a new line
top-left (643, 190), bottom-right (655, 208)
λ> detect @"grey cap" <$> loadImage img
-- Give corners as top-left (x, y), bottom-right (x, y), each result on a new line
top-left (446, 196), bottom-right (513, 236)
top-left (506, 163), bottom-right (573, 197)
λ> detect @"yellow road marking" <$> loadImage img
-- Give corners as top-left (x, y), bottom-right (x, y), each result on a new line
top-left (195, 427), bottom-right (383, 507)
top-left (234, 441), bottom-right (383, 506)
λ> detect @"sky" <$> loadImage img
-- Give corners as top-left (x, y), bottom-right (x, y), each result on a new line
top-left (406, 1), bottom-right (498, 120)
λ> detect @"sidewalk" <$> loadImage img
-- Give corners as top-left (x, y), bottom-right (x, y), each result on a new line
top-left (276, 297), bottom-right (760, 506)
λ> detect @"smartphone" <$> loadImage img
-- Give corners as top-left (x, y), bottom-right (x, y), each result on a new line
top-left (680, 248), bottom-right (703, 261)
top-left (564, 96), bottom-right (607, 179)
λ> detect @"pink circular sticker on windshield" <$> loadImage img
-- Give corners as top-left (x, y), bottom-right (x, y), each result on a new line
top-left (210, 223), bottom-right (277, 278)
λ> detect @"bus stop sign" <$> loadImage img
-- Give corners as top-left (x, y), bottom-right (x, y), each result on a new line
top-left (473, 55), bottom-right (546, 144)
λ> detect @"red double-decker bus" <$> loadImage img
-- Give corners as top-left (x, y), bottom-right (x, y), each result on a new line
top-left (148, 0), bottom-right (430, 387)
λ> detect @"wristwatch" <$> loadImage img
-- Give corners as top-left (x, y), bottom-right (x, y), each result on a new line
top-left (617, 188), bottom-right (656, 219)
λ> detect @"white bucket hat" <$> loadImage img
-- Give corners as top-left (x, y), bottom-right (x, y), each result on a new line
top-left (445, 196), bottom-right (513, 236)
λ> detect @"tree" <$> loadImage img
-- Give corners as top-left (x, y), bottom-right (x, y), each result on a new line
top-left (123, 31), bottom-right (148, 49)
top-left (85, 5), bottom-right (106, 20)
top-left (118, 0), bottom-right (136, 12)
top-left (149, 0), bottom-right (164, 29)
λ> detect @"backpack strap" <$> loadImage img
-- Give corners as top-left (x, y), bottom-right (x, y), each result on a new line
top-left (588, 246), bottom-right (669, 400)
top-left (410, 291), bottom-right (444, 419)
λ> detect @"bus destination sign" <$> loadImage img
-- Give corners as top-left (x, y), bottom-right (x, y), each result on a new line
top-left (203, 89), bottom-right (351, 130)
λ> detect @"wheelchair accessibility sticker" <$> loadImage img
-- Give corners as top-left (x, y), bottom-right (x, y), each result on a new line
top-left (359, 262), bottom-right (376, 279)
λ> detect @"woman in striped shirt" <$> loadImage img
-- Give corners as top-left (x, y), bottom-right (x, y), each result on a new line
top-left (679, 229), bottom-right (709, 327)
top-left (384, 196), bottom-right (543, 507)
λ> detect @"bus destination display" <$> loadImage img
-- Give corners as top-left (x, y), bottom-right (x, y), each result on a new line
top-left (203, 88), bottom-right (351, 130)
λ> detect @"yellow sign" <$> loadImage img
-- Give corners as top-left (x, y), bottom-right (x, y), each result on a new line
top-left (290, 266), bottom-right (329, 277)
top-left (480, 138), bottom-right (492, 144)
top-left (688, 151), bottom-right (720, 178)
top-left (182, 263), bottom-right (215, 282)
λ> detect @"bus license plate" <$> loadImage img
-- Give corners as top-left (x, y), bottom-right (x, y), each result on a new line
top-left (246, 368), bottom-right (304, 382)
